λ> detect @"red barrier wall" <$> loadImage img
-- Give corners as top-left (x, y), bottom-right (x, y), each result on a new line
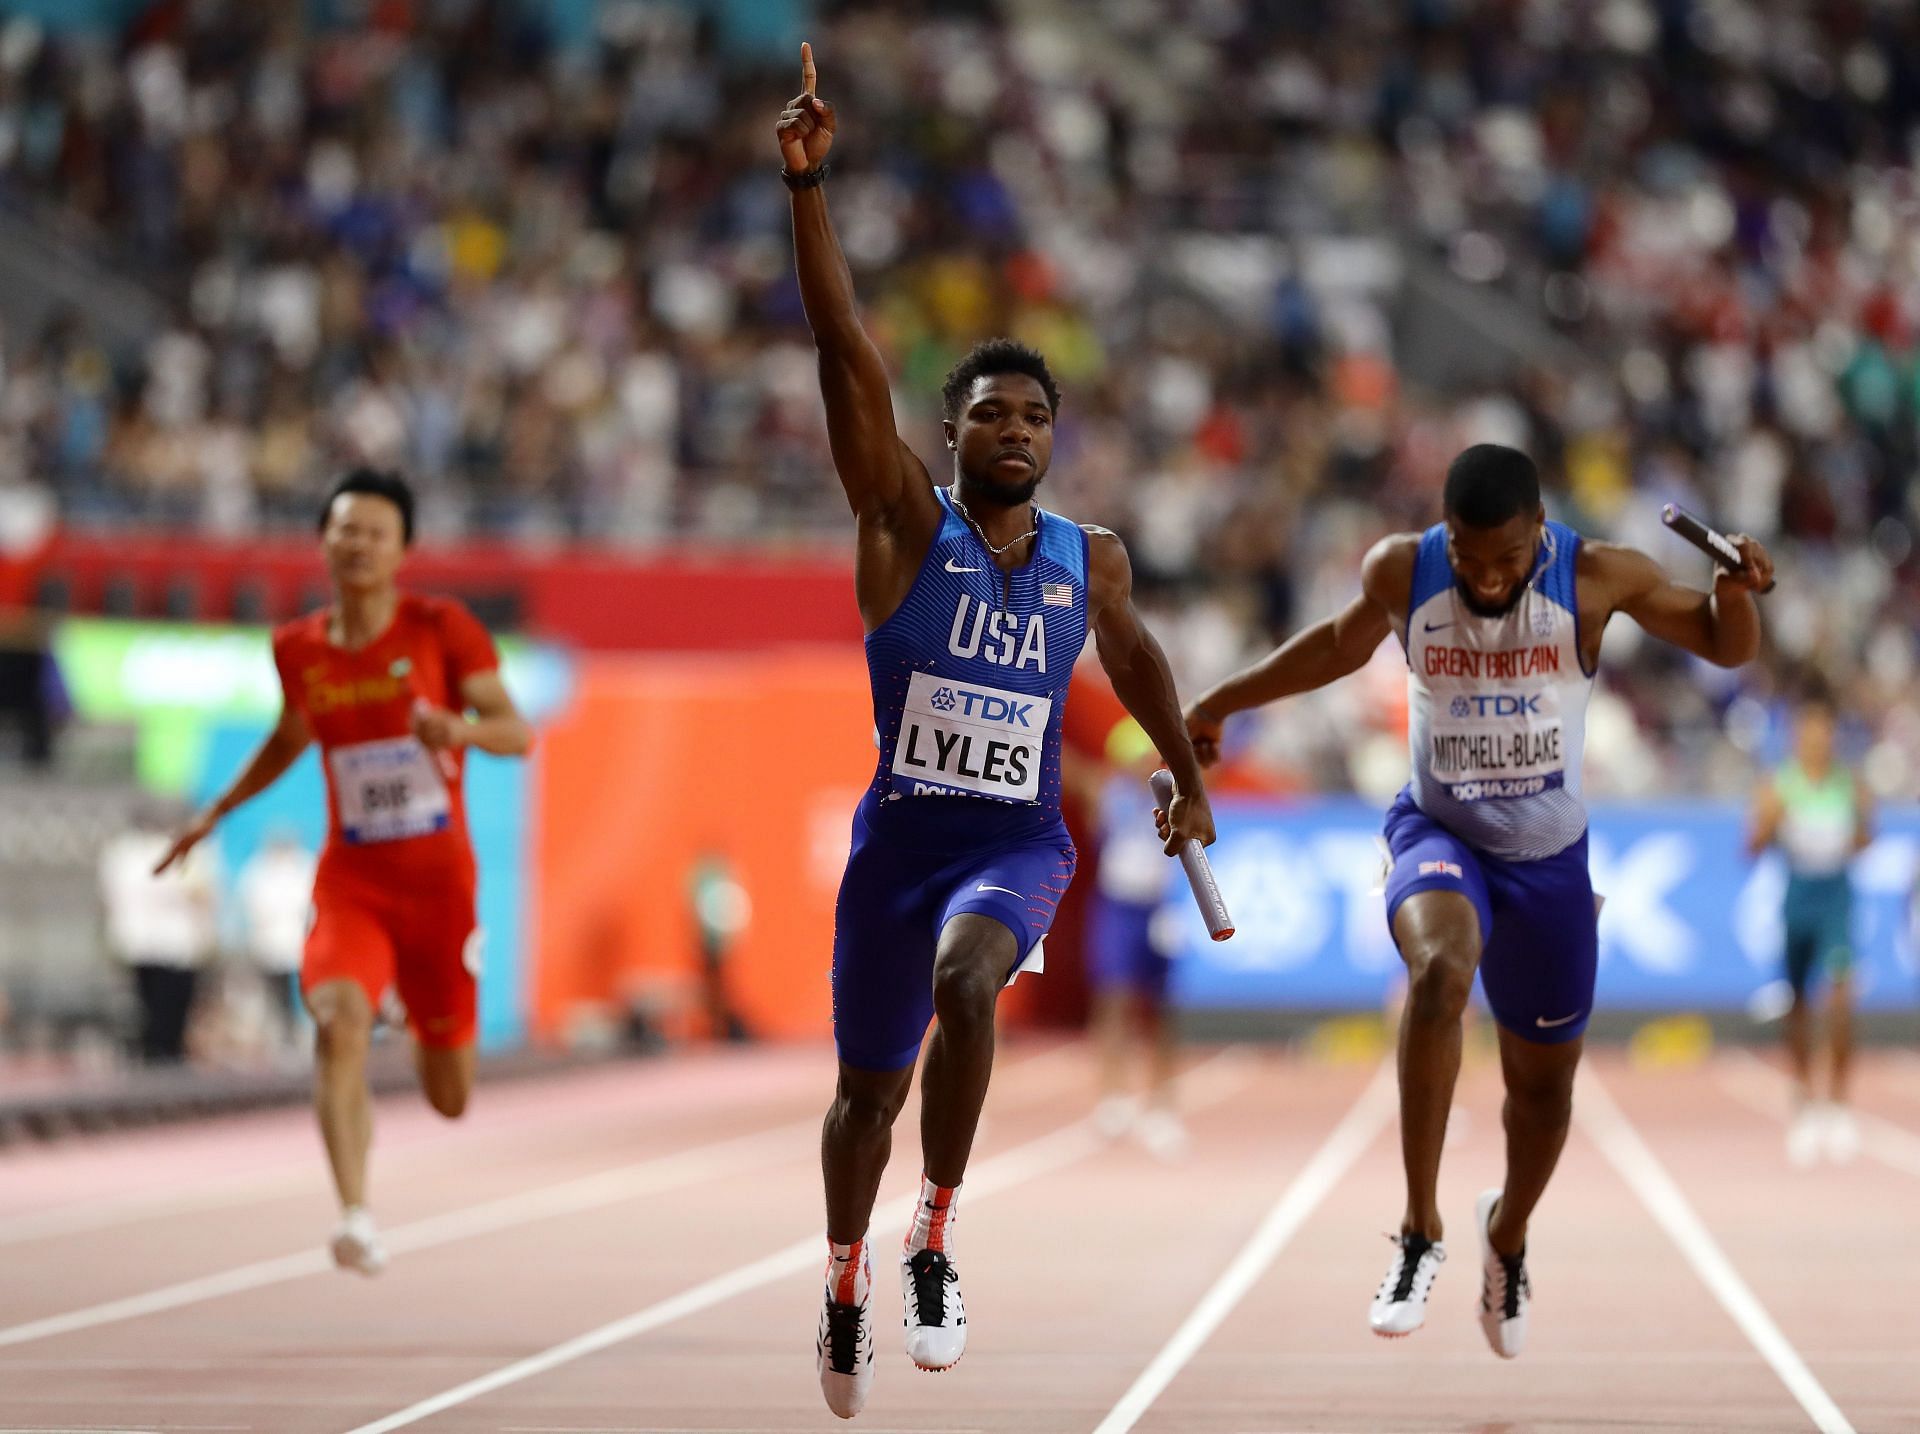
top-left (14, 533), bottom-right (860, 650)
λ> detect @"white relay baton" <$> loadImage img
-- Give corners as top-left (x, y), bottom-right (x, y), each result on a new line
top-left (1149, 768), bottom-right (1233, 942)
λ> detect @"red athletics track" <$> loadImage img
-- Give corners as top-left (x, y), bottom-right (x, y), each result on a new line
top-left (0, 1041), bottom-right (1909, 1433)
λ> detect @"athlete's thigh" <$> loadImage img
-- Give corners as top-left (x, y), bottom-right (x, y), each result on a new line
top-left (1383, 795), bottom-right (1491, 959)
top-left (937, 830), bottom-right (1078, 970)
top-left (1781, 923), bottom-right (1819, 997)
top-left (1479, 835), bottom-right (1597, 1043)
top-left (303, 891), bottom-right (398, 1017)
top-left (1817, 887), bottom-right (1856, 985)
top-left (390, 886), bottom-right (481, 1051)
top-left (832, 827), bottom-right (941, 1073)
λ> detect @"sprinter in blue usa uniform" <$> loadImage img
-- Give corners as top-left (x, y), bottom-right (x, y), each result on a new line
top-left (778, 45), bottom-right (1215, 1419)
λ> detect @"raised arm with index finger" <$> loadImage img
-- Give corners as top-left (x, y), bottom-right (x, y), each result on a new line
top-left (777, 42), bottom-right (943, 633)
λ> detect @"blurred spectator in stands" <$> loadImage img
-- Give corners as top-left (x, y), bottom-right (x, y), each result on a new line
top-left (0, 606), bottom-right (66, 766)
top-left (237, 826), bottom-right (316, 1052)
top-left (98, 798), bottom-right (220, 1064)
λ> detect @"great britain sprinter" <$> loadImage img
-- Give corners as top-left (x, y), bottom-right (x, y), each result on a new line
top-left (156, 468), bottom-right (532, 1276)
top-left (778, 43), bottom-right (1215, 1419)
top-left (1185, 444), bottom-right (1771, 1359)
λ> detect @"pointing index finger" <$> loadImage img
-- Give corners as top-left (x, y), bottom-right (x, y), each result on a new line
top-left (801, 41), bottom-right (816, 97)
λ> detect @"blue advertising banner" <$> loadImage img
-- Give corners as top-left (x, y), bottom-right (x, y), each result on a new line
top-left (1160, 799), bottom-right (1920, 1013)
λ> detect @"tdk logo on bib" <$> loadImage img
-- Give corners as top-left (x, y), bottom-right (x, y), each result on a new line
top-left (928, 686), bottom-right (1038, 727)
top-left (1449, 692), bottom-right (1544, 718)
top-left (892, 670), bottom-right (1053, 804)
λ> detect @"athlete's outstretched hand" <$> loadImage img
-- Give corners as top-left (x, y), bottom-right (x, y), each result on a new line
top-left (1716, 534), bottom-right (1774, 595)
top-left (775, 41), bottom-right (835, 172)
top-left (153, 810), bottom-right (217, 876)
top-left (411, 699), bottom-right (468, 751)
top-left (1183, 701), bottom-right (1224, 769)
top-left (1154, 782), bottom-right (1217, 855)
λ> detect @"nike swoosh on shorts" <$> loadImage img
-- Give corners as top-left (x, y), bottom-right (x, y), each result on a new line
top-left (975, 884), bottom-right (1022, 898)
top-left (1535, 1012), bottom-right (1583, 1028)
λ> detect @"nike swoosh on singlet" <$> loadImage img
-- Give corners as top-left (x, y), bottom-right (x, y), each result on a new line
top-left (1422, 620), bottom-right (1453, 632)
top-left (1535, 1012), bottom-right (1583, 1028)
top-left (945, 558), bottom-right (981, 573)
top-left (976, 884), bottom-right (1023, 898)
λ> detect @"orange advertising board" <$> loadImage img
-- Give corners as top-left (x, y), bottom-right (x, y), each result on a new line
top-left (530, 647), bottom-right (878, 1043)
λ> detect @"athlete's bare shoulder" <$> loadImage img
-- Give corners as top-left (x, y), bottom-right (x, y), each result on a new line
top-left (1573, 537), bottom-right (1663, 611)
top-left (403, 590), bottom-right (443, 622)
top-left (1359, 532), bottom-right (1421, 619)
top-left (410, 590), bottom-right (475, 628)
top-left (1079, 523), bottom-right (1129, 611)
top-left (272, 609), bottom-right (324, 654)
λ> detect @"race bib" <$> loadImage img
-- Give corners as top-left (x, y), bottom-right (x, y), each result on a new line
top-left (1428, 691), bottom-right (1566, 803)
top-left (329, 737), bottom-right (450, 844)
top-left (891, 671), bottom-right (1051, 803)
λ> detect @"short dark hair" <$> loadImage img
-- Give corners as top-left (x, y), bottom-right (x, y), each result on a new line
top-left (1443, 444), bottom-right (1540, 529)
top-left (1795, 672), bottom-right (1837, 715)
top-left (319, 468), bottom-right (415, 544)
top-left (940, 338), bottom-right (1061, 423)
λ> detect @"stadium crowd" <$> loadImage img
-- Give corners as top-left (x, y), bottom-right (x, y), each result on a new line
top-left (1, 0), bottom-right (1917, 797)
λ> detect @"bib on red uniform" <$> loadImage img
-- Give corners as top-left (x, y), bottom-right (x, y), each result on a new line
top-left (273, 594), bottom-right (498, 881)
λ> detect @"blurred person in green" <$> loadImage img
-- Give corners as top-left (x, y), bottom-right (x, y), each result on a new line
top-left (689, 853), bottom-right (752, 1043)
top-left (1747, 682), bottom-right (1872, 1166)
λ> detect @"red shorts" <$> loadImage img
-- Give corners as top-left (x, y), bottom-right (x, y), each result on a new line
top-left (302, 870), bottom-right (481, 1049)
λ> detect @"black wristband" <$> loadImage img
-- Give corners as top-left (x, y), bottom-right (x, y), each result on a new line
top-left (781, 162), bottom-right (831, 191)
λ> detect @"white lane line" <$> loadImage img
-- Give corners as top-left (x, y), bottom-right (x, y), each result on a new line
top-left (1577, 1066), bottom-right (1857, 1434)
top-left (0, 1116), bottom-right (818, 1351)
top-left (0, 1046), bottom-right (1096, 1349)
top-left (0, 1166), bottom-right (318, 1250)
top-left (340, 1049), bottom-right (1258, 1434)
top-left (1718, 1048), bottom-right (1920, 1179)
top-left (0, 1045), bottom-right (1081, 1248)
top-left (1088, 1063), bottom-right (1397, 1434)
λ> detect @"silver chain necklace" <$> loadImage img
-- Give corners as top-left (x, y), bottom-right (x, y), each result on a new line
top-left (948, 487), bottom-right (1037, 557)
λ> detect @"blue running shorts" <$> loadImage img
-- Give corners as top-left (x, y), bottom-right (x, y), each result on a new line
top-left (831, 797), bottom-right (1076, 1071)
top-left (1381, 788), bottom-right (1598, 1045)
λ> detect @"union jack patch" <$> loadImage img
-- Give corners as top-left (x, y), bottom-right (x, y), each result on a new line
top-left (1042, 582), bottom-right (1073, 606)
top-left (1418, 860), bottom-right (1464, 879)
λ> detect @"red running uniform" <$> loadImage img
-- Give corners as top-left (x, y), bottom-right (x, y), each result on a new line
top-left (273, 594), bottom-right (499, 1047)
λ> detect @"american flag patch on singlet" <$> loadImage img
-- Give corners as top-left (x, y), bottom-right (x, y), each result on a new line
top-left (1042, 582), bottom-right (1073, 606)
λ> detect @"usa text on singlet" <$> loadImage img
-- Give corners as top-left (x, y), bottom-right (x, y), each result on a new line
top-left (866, 488), bottom-right (1089, 818)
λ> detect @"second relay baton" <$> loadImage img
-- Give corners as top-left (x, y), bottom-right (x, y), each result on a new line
top-left (1149, 768), bottom-right (1233, 942)
top-left (1661, 503), bottom-right (1775, 593)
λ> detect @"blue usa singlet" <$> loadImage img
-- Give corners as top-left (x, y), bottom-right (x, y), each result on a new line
top-left (859, 486), bottom-right (1090, 848)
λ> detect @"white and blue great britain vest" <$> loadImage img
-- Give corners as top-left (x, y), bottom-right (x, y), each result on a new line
top-left (1405, 520), bottom-right (1595, 862)
top-left (864, 488), bottom-right (1089, 838)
